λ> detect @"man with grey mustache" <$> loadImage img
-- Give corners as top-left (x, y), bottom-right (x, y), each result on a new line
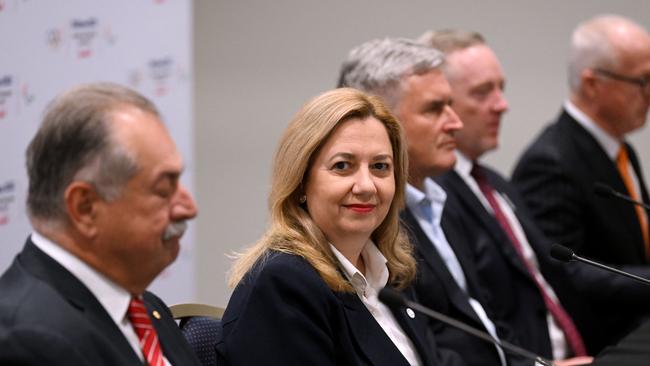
top-left (0, 83), bottom-right (201, 366)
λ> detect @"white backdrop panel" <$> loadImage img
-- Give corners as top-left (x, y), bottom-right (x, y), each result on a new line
top-left (0, 0), bottom-right (194, 304)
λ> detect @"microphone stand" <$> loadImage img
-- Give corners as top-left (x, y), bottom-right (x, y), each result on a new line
top-left (379, 287), bottom-right (555, 366)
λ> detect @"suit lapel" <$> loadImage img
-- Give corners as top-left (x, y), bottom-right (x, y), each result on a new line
top-left (19, 239), bottom-right (142, 364)
top-left (391, 289), bottom-right (434, 366)
top-left (144, 293), bottom-right (199, 365)
top-left (338, 291), bottom-right (410, 366)
top-left (628, 143), bottom-right (650, 204)
top-left (401, 209), bottom-right (484, 324)
top-left (441, 171), bottom-right (532, 280)
top-left (561, 114), bottom-right (646, 259)
top-left (626, 143), bottom-right (650, 243)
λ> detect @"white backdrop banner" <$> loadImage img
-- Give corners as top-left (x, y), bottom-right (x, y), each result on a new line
top-left (0, 0), bottom-right (195, 304)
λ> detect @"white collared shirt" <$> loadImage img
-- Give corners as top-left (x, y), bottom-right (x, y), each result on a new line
top-left (454, 152), bottom-right (569, 359)
top-left (565, 100), bottom-right (641, 195)
top-left (405, 179), bottom-right (507, 366)
top-left (31, 232), bottom-right (171, 365)
top-left (330, 241), bottom-right (422, 366)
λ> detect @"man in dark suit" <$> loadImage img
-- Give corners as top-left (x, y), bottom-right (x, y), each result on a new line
top-left (512, 15), bottom-right (650, 353)
top-left (418, 29), bottom-right (597, 363)
top-left (340, 38), bottom-right (523, 366)
top-left (0, 83), bottom-right (201, 365)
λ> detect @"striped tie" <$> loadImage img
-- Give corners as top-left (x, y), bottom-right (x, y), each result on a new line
top-left (471, 164), bottom-right (587, 356)
top-left (128, 297), bottom-right (165, 366)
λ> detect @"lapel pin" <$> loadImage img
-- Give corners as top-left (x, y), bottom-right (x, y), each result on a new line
top-left (152, 310), bottom-right (161, 320)
top-left (406, 308), bottom-right (415, 319)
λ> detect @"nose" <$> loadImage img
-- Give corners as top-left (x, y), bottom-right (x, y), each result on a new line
top-left (492, 90), bottom-right (509, 113)
top-left (351, 167), bottom-right (377, 197)
top-left (171, 184), bottom-right (198, 220)
top-left (443, 105), bottom-right (464, 132)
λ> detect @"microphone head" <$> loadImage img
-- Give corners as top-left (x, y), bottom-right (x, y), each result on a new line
top-left (550, 244), bottom-right (575, 262)
top-left (378, 287), bottom-right (406, 309)
top-left (594, 182), bottom-right (614, 197)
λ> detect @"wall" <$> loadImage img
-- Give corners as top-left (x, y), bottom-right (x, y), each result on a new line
top-left (194, 0), bottom-right (650, 307)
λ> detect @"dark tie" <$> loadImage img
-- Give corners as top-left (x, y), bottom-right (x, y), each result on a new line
top-left (128, 297), bottom-right (165, 366)
top-left (471, 164), bottom-right (587, 357)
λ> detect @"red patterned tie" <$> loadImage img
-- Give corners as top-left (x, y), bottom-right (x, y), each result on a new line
top-left (128, 297), bottom-right (165, 366)
top-left (471, 164), bottom-right (587, 357)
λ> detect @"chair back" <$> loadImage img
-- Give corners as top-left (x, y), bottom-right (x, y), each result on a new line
top-left (170, 303), bottom-right (225, 366)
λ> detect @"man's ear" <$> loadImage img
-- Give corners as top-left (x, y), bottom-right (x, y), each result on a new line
top-left (581, 68), bottom-right (599, 99)
top-left (64, 181), bottom-right (101, 238)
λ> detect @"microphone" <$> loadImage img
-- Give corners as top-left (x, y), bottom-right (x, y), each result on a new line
top-left (593, 182), bottom-right (650, 211)
top-left (378, 287), bottom-right (554, 366)
top-left (550, 244), bottom-right (650, 286)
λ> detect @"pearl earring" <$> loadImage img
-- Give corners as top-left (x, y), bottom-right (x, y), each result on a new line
top-left (299, 195), bottom-right (307, 203)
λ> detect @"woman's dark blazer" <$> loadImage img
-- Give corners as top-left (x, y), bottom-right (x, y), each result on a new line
top-left (216, 250), bottom-right (462, 366)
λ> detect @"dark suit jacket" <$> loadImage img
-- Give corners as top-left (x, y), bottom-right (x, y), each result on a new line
top-left (437, 168), bottom-right (580, 359)
top-left (216, 250), bottom-right (461, 366)
top-left (0, 239), bottom-right (201, 366)
top-left (512, 109), bottom-right (650, 352)
top-left (402, 208), bottom-right (529, 366)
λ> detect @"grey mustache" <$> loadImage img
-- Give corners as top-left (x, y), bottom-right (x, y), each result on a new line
top-left (162, 221), bottom-right (188, 241)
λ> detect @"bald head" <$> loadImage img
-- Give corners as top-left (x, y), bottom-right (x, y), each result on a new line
top-left (568, 15), bottom-right (650, 138)
top-left (569, 15), bottom-right (650, 92)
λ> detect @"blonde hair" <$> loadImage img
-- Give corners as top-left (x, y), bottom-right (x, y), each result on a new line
top-left (229, 88), bottom-right (415, 292)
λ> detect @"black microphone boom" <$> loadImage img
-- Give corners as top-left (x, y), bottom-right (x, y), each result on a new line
top-left (593, 182), bottom-right (650, 211)
top-left (378, 287), bottom-right (554, 366)
top-left (550, 244), bottom-right (650, 286)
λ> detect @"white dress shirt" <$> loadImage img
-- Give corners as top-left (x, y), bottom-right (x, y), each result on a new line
top-left (405, 179), bottom-right (507, 366)
top-left (31, 232), bottom-right (171, 365)
top-left (330, 241), bottom-right (422, 366)
top-left (454, 152), bottom-right (568, 359)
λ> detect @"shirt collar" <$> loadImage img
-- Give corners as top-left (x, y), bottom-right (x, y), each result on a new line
top-left (406, 178), bottom-right (447, 225)
top-left (564, 100), bottom-right (621, 160)
top-left (453, 151), bottom-right (474, 180)
top-left (330, 240), bottom-right (389, 295)
top-left (406, 178), bottom-right (447, 207)
top-left (31, 232), bottom-right (132, 325)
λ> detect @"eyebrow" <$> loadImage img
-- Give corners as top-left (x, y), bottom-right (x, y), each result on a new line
top-left (373, 154), bottom-right (393, 161)
top-left (152, 168), bottom-right (183, 185)
top-left (425, 98), bottom-right (452, 110)
top-left (328, 152), bottom-right (393, 161)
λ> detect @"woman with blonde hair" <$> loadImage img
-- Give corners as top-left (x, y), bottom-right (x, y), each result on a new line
top-left (217, 88), bottom-right (442, 366)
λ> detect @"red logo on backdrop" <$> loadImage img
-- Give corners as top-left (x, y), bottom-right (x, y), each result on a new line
top-left (0, 75), bottom-right (14, 120)
top-left (0, 180), bottom-right (15, 228)
top-left (71, 17), bottom-right (98, 59)
top-left (148, 57), bottom-right (173, 97)
top-left (46, 28), bottom-right (63, 50)
top-left (22, 83), bottom-right (35, 105)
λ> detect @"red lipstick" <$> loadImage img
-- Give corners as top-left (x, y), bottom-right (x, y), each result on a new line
top-left (346, 204), bottom-right (376, 213)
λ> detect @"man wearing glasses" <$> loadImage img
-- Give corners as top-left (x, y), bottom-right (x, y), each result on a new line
top-left (513, 15), bottom-right (650, 352)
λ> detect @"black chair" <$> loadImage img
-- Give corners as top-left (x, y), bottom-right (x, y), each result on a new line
top-left (170, 303), bottom-right (224, 366)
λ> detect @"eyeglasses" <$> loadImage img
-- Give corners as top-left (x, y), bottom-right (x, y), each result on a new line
top-left (593, 68), bottom-right (650, 97)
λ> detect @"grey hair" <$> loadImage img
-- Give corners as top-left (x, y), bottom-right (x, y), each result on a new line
top-left (417, 29), bottom-right (486, 54)
top-left (568, 15), bottom-right (642, 92)
top-left (26, 82), bottom-right (160, 222)
top-left (337, 38), bottom-right (445, 109)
